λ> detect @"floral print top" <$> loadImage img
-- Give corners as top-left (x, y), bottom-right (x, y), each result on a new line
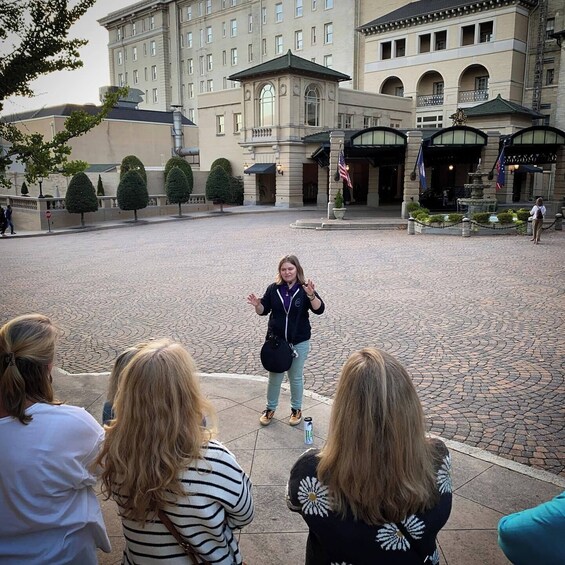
top-left (286, 440), bottom-right (452, 565)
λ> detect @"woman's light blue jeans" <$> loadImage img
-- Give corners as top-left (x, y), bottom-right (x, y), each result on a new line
top-left (266, 340), bottom-right (310, 411)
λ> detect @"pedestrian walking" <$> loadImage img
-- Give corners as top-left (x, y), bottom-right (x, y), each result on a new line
top-left (247, 254), bottom-right (325, 427)
top-left (5, 204), bottom-right (15, 234)
top-left (287, 348), bottom-right (453, 565)
top-left (0, 205), bottom-right (7, 236)
top-left (530, 197), bottom-right (546, 244)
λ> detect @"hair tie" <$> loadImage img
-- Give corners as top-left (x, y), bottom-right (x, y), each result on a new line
top-left (6, 352), bottom-right (15, 366)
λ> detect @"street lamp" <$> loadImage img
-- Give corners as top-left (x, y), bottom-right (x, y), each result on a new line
top-left (38, 178), bottom-right (45, 198)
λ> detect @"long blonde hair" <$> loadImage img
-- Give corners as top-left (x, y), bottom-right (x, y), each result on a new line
top-left (317, 348), bottom-right (438, 524)
top-left (275, 254), bottom-right (306, 285)
top-left (96, 339), bottom-right (216, 522)
top-left (0, 314), bottom-right (59, 424)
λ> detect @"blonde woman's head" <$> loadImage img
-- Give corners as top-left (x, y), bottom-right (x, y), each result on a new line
top-left (275, 254), bottom-right (306, 285)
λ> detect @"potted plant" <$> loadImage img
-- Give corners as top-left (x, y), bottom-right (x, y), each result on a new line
top-left (333, 189), bottom-right (346, 220)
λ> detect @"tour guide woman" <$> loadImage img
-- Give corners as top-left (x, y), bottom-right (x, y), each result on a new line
top-left (247, 254), bottom-right (325, 427)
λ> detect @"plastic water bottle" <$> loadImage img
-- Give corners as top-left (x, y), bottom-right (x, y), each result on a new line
top-left (304, 417), bottom-right (313, 445)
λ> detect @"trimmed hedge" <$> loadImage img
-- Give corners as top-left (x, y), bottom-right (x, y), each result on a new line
top-left (472, 212), bottom-right (491, 224)
top-left (497, 212), bottom-right (514, 224)
top-left (210, 157), bottom-right (232, 177)
top-left (117, 170), bottom-right (149, 221)
top-left (120, 155), bottom-right (147, 185)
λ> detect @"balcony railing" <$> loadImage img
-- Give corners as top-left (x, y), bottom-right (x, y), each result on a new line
top-left (458, 89), bottom-right (489, 103)
top-left (416, 94), bottom-right (444, 107)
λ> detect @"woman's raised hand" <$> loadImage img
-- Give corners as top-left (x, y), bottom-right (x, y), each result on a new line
top-left (247, 293), bottom-right (261, 307)
top-left (303, 279), bottom-right (316, 296)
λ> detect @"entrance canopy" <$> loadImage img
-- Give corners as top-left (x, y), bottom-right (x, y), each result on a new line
top-left (502, 126), bottom-right (565, 165)
top-left (244, 163), bottom-right (276, 174)
top-left (423, 126), bottom-right (487, 166)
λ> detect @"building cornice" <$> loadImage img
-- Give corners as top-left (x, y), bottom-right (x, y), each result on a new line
top-left (98, 0), bottom-right (171, 27)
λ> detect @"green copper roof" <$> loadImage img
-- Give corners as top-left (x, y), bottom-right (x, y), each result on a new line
top-left (228, 50), bottom-right (350, 82)
top-left (464, 94), bottom-right (543, 118)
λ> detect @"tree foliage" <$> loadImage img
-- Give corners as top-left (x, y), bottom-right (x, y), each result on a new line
top-left (0, 0), bottom-right (127, 187)
top-left (164, 156), bottom-right (193, 190)
top-left (166, 166), bottom-right (191, 216)
top-left (20, 181), bottom-right (29, 195)
top-left (65, 172), bottom-right (98, 227)
top-left (117, 170), bottom-right (149, 221)
top-left (206, 166), bottom-right (230, 212)
top-left (120, 155), bottom-right (147, 185)
top-left (210, 158), bottom-right (232, 177)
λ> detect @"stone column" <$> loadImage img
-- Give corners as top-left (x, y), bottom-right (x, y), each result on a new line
top-left (367, 166), bottom-right (379, 207)
top-left (243, 171), bottom-right (258, 205)
top-left (317, 166), bottom-right (328, 209)
top-left (402, 131), bottom-right (422, 219)
top-left (328, 130), bottom-right (345, 219)
top-left (483, 131), bottom-right (500, 200)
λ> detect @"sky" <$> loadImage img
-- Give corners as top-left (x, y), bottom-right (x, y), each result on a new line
top-left (1, 0), bottom-right (133, 117)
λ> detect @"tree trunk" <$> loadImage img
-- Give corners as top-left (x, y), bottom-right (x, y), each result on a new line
top-left (178, 203), bottom-right (182, 217)
top-left (134, 209), bottom-right (138, 222)
top-left (80, 213), bottom-right (85, 227)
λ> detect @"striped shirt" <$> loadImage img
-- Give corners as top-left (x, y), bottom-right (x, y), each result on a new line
top-left (117, 441), bottom-right (254, 564)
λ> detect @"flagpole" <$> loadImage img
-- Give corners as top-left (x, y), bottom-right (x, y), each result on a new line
top-left (328, 131), bottom-right (345, 219)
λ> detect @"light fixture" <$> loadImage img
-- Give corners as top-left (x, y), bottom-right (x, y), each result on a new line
top-left (276, 163), bottom-right (283, 175)
top-left (346, 164), bottom-right (350, 171)
top-left (448, 164), bottom-right (454, 171)
top-left (243, 162), bottom-right (248, 170)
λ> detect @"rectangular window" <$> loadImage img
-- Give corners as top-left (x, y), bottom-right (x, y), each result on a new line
top-left (275, 35), bottom-right (283, 54)
top-left (207, 53), bottom-right (213, 70)
top-left (200, 29), bottom-right (204, 47)
top-left (151, 65), bottom-right (157, 80)
top-left (118, 51), bottom-right (123, 65)
top-left (132, 22), bottom-right (136, 36)
top-left (295, 30), bottom-right (303, 50)
top-left (262, 7), bottom-right (267, 24)
top-left (325, 0), bottom-right (333, 8)
top-left (222, 50), bottom-right (227, 65)
top-left (546, 68), bottom-right (554, 85)
top-left (419, 33), bottom-right (430, 53)
top-left (395, 86), bottom-right (404, 97)
top-left (381, 41), bottom-right (391, 60)
top-left (207, 79), bottom-right (213, 92)
top-left (143, 43), bottom-right (147, 56)
top-left (150, 16), bottom-right (155, 30)
top-left (180, 34), bottom-right (184, 48)
top-left (479, 21), bottom-right (493, 43)
top-left (207, 26), bottom-right (212, 43)
top-left (312, 0), bottom-right (317, 8)
top-left (395, 38), bottom-right (405, 57)
top-left (230, 0), bottom-right (236, 5)
top-left (275, 3), bottom-right (283, 22)
top-left (124, 48), bottom-right (128, 62)
top-left (221, 0), bottom-right (226, 8)
top-left (118, 73), bottom-right (124, 86)
top-left (230, 19), bottom-right (237, 37)
top-left (206, 0), bottom-right (212, 14)
top-left (198, 2), bottom-right (203, 16)
top-left (324, 22), bottom-right (333, 44)
top-left (311, 26), bottom-right (316, 44)
top-left (248, 14), bottom-right (253, 33)
top-left (248, 43), bottom-right (253, 62)
top-left (323, 54), bottom-right (332, 68)
top-left (475, 76), bottom-right (488, 91)
top-left (233, 112), bottom-right (242, 133)
top-left (188, 83), bottom-right (194, 98)
top-left (433, 81), bottom-right (444, 95)
top-left (199, 56), bottom-right (205, 74)
top-left (150, 40), bottom-right (156, 55)
top-left (117, 27), bottom-right (122, 41)
top-left (187, 32), bottom-right (193, 47)
top-left (546, 18), bottom-right (555, 40)
top-left (296, 0), bottom-right (303, 17)
top-left (144, 67), bottom-right (148, 80)
top-left (434, 30), bottom-right (446, 50)
top-left (152, 88), bottom-right (158, 102)
top-left (187, 6), bottom-right (192, 20)
top-left (461, 24), bottom-right (475, 46)
top-left (216, 115), bottom-right (225, 134)
top-left (188, 108), bottom-right (195, 122)
top-left (262, 38), bottom-right (267, 55)
top-left (188, 58), bottom-right (193, 74)
top-left (200, 80), bottom-right (205, 92)
top-left (133, 69), bottom-right (139, 84)
top-left (231, 47), bottom-right (237, 65)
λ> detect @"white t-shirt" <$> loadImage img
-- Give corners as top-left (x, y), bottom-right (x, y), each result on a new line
top-left (0, 403), bottom-right (111, 564)
top-left (530, 204), bottom-right (546, 219)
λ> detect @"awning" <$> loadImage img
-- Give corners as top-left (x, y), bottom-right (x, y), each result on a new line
top-left (518, 164), bottom-right (543, 173)
top-left (244, 163), bottom-right (275, 174)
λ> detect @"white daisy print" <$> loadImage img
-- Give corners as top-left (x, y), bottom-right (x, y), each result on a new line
top-left (437, 453), bottom-right (452, 494)
top-left (429, 548), bottom-right (440, 564)
top-left (297, 476), bottom-right (330, 517)
top-left (403, 514), bottom-right (425, 539)
top-left (375, 522), bottom-right (410, 551)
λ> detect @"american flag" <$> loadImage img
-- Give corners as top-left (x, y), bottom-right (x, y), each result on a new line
top-left (338, 150), bottom-right (353, 189)
top-left (495, 146), bottom-right (505, 191)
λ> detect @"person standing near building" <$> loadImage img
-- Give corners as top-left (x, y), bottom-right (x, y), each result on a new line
top-left (530, 197), bottom-right (546, 244)
top-left (5, 204), bottom-right (15, 235)
top-left (0, 205), bottom-right (6, 236)
top-left (247, 254), bottom-right (325, 427)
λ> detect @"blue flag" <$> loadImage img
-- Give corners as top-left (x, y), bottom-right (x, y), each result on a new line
top-left (495, 146), bottom-right (505, 191)
top-left (416, 145), bottom-right (427, 190)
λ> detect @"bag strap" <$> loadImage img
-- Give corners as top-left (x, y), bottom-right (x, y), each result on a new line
top-left (395, 521), bottom-right (430, 563)
top-left (158, 509), bottom-right (210, 564)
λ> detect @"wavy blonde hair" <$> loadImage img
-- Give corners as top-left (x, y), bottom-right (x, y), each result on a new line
top-left (0, 314), bottom-right (60, 424)
top-left (317, 348), bottom-right (439, 524)
top-left (106, 344), bottom-right (147, 405)
top-left (96, 339), bottom-right (216, 522)
top-left (275, 254), bottom-right (306, 285)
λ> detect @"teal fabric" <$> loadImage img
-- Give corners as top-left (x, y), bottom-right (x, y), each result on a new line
top-left (498, 490), bottom-right (565, 565)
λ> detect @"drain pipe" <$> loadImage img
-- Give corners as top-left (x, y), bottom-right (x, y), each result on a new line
top-left (171, 105), bottom-right (199, 157)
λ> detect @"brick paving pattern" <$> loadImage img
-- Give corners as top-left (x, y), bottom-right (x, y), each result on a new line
top-left (2, 212), bottom-right (564, 476)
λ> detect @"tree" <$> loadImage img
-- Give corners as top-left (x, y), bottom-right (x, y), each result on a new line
top-left (117, 170), bottom-right (149, 222)
top-left (210, 158), bottom-right (232, 177)
top-left (96, 175), bottom-right (105, 196)
top-left (65, 172), bottom-right (98, 227)
top-left (164, 156), bottom-right (193, 191)
top-left (0, 0), bottom-right (126, 187)
top-left (120, 155), bottom-right (147, 186)
top-left (166, 166), bottom-right (191, 216)
top-left (20, 181), bottom-right (29, 196)
top-left (206, 166), bottom-right (230, 213)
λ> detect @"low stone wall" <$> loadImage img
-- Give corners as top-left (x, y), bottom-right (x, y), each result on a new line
top-left (0, 194), bottom-right (212, 232)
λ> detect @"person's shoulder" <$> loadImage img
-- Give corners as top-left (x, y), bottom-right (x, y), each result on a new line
top-left (291, 448), bottom-right (320, 475)
top-left (32, 403), bottom-right (102, 432)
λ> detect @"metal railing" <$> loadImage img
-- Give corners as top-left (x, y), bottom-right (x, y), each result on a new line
top-left (458, 89), bottom-right (489, 103)
top-left (416, 94), bottom-right (444, 107)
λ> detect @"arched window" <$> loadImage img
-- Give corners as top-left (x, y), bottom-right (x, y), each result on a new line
top-left (259, 84), bottom-right (275, 126)
top-left (305, 84), bottom-right (320, 126)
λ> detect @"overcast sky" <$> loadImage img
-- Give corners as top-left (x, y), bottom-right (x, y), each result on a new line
top-left (2, 0), bottom-right (133, 117)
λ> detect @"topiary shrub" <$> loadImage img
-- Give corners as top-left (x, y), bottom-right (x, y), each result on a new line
top-left (228, 176), bottom-right (244, 205)
top-left (164, 156), bottom-right (194, 191)
top-left (96, 174), bottom-right (105, 196)
top-left (334, 189), bottom-right (344, 208)
top-left (516, 209), bottom-right (530, 221)
top-left (120, 155), bottom-right (147, 186)
top-left (429, 214), bottom-right (445, 224)
top-left (166, 166), bottom-right (192, 216)
top-left (412, 208), bottom-right (430, 221)
top-left (117, 170), bottom-right (149, 221)
top-left (20, 181), bottom-right (29, 196)
top-left (472, 212), bottom-right (491, 224)
top-left (406, 201), bottom-right (421, 214)
top-left (206, 166), bottom-right (230, 212)
top-left (65, 172), bottom-right (99, 227)
top-left (447, 213), bottom-right (464, 223)
top-left (210, 157), bottom-right (232, 177)
top-left (497, 212), bottom-right (514, 224)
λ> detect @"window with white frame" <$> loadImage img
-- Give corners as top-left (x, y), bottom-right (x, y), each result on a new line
top-left (207, 54), bottom-right (213, 70)
top-left (231, 47), bottom-right (237, 65)
top-left (262, 7), bottom-right (267, 24)
top-left (312, 0), bottom-right (317, 9)
top-left (199, 56), bottom-right (205, 74)
top-left (200, 80), bottom-right (205, 92)
top-left (152, 88), bottom-right (158, 102)
top-left (144, 67), bottom-right (148, 80)
top-left (143, 43), bottom-right (147, 55)
top-left (248, 43), bottom-right (253, 62)
top-left (479, 21), bottom-right (493, 43)
top-left (151, 65), bottom-right (157, 80)
top-left (188, 83), bottom-right (194, 98)
top-left (188, 58), bottom-right (193, 74)
top-left (416, 115), bottom-right (443, 128)
top-left (222, 50), bottom-right (227, 65)
top-left (133, 69), bottom-right (139, 84)
top-left (475, 76), bottom-right (488, 91)
top-left (216, 115), bottom-right (225, 134)
top-left (324, 23), bottom-right (333, 44)
top-left (132, 22), bottom-right (136, 35)
top-left (275, 35), bottom-right (283, 53)
top-left (207, 79), bottom-right (213, 91)
top-left (222, 21), bottom-right (227, 37)
top-left (295, 30), bottom-right (303, 50)
top-left (311, 26), bottom-right (316, 44)
top-left (233, 112), bottom-right (242, 133)
top-left (296, 0), bottom-right (303, 17)
top-left (118, 51), bottom-right (123, 65)
top-left (323, 54), bottom-right (332, 68)
top-left (206, 0), bottom-right (212, 14)
top-left (545, 18), bottom-right (555, 40)
top-left (117, 27), bottom-right (122, 41)
top-left (200, 29), bottom-right (204, 47)
top-left (262, 38), bottom-right (267, 55)
top-left (118, 73), bottom-right (124, 86)
top-left (230, 19), bottom-right (237, 37)
top-left (325, 0), bottom-right (333, 8)
top-left (188, 108), bottom-right (195, 122)
top-left (187, 6), bottom-right (192, 20)
top-left (305, 84), bottom-right (320, 126)
top-left (248, 14), bottom-right (253, 33)
top-left (124, 71), bottom-right (128, 83)
top-left (187, 32), bottom-right (193, 47)
top-left (180, 34), bottom-right (185, 47)
top-left (150, 40), bottom-right (156, 55)
top-left (259, 83), bottom-right (275, 126)
top-left (150, 16), bottom-right (155, 29)
top-left (198, 2), bottom-right (203, 16)
top-left (275, 3), bottom-right (283, 22)
top-left (207, 26), bottom-right (212, 43)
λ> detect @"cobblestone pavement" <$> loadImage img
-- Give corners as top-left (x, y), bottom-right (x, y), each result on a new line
top-left (2, 212), bottom-right (564, 476)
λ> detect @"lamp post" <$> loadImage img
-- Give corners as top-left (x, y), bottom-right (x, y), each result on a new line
top-left (38, 178), bottom-right (45, 198)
